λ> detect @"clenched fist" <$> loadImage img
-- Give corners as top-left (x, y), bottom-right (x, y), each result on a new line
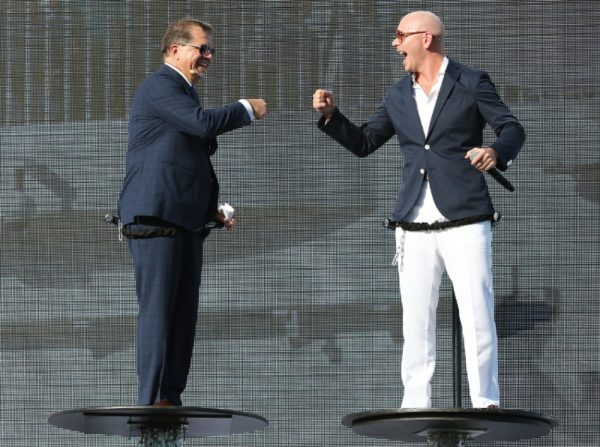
top-left (312, 89), bottom-right (335, 119)
top-left (247, 98), bottom-right (267, 120)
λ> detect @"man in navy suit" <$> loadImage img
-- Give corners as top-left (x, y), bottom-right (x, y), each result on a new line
top-left (313, 11), bottom-right (525, 408)
top-left (118, 18), bottom-right (266, 406)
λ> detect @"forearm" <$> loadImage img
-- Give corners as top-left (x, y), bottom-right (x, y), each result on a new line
top-left (179, 102), bottom-right (252, 138)
top-left (318, 107), bottom-right (389, 158)
top-left (490, 122), bottom-right (526, 170)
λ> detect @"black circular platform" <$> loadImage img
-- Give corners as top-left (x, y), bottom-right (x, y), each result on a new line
top-left (48, 406), bottom-right (268, 438)
top-left (342, 408), bottom-right (558, 443)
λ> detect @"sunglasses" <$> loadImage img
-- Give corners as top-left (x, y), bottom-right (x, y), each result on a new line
top-left (395, 30), bottom-right (429, 43)
top-left (185, 43), bottom-right (216, 57)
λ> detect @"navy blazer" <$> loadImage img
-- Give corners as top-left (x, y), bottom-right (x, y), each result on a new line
top-left (319, 58), bottom-right (525, 221)
top-left (119, 64), bottom-right (251, 231)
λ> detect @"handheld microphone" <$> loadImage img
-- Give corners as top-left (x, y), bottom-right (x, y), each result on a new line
top-left (469, 150), bottom-right (515, 192)
top-left (486, 166), bottom-right (515, 192)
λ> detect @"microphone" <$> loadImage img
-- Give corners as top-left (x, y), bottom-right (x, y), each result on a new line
top-left (486, 166), bottom-right (515, 192)
top-left (469, 150), bottom-right (515, 192)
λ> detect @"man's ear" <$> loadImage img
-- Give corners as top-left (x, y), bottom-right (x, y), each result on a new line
top-left (168, 44), bottom-right (179, 57)
top-left (424, 33), bottom-right (435, 49)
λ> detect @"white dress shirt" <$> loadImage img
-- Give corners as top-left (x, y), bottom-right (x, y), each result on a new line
top-left (412, 56), bottom-right (448, 136)
top-left (406, 56), bottom-right (449, 223)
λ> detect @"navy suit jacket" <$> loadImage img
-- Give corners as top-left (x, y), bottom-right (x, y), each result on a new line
top-left (119, 64), bottom-right (251, 231)
top-left (318, 58), bottom-right (525, 221)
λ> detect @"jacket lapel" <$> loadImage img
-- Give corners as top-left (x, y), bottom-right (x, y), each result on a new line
top-left (426, 59), bottom-right (459, 140)
top-left (401, 76), bottom-right (426, 142)
top-left (187, 84), bottom-right (200, 103)
top-left (161, 64), bottom-right (201, 104)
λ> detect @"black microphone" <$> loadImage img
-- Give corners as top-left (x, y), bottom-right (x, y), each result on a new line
top-left (486, 166), bottom-right (515, 192)
top-left (469, 151), bottom-right (514, 192)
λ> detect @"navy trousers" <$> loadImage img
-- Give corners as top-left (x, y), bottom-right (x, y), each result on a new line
top-left (129, 230), bottom-right (205, 405)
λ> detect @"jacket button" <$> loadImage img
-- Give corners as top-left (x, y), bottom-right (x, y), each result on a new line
top-left (420, 168), bottom-right (425, 174)
top-left (424, 144), bottom-right (430, 150)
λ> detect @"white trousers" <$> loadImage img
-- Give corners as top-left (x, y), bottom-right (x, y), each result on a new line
top-left (395, 182), bottom-right (499, 408)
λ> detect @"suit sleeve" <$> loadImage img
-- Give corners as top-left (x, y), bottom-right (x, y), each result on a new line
top-left (144, 75), bottom-right (251, 139)
top-left (317, 102), bottom-right (395, 158)
top-left (476, 72), bottom-right (526, 171)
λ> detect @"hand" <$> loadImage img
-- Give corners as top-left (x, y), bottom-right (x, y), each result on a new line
top-left (214, 210), bottom-right (236, 231)
top-left (247, 98), bottom-right (267, 120)
top-left (465, 147), bottom-right (497, 172)
top-left (312, 89), bottom-right (335, 119)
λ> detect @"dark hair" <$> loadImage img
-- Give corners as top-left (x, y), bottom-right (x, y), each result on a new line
top-left (161, 18), bottom-right (213, 56)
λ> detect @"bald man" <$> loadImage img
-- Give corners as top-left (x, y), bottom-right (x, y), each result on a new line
top-left (313, 11), bottom-right (524, 408)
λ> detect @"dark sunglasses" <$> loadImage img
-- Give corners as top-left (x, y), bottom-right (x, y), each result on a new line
top-left (185, 44), bottom-right (216, 57)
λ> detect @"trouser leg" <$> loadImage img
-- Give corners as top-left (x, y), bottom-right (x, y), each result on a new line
top-left (396, 228), bottom-right (444, 408)
top-left (129, 235), bottom-right (185, 405)
top-left (439, 222), bottom-right (499, 408)
top-left (160, 232), bottom-right (204, 405)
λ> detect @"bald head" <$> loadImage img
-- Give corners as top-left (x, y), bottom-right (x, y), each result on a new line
top-left (400, 11), bottom-right (445, 51)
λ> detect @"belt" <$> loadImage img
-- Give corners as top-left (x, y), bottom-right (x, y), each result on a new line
top-left (383, 213), bottom-right (500, 232)
top-left (123, 216), bottom-right (221, 239)
top-left (104, 213), bottom-right (213, 240)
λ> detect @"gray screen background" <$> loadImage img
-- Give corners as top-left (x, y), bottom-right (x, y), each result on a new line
top-left (0, 1), bottom-right (598, 446)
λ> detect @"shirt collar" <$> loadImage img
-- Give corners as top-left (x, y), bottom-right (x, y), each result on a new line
top-left (164, 63), bottom-right (193, 87)
top-left (411, 56), bottom-right (449, 86)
